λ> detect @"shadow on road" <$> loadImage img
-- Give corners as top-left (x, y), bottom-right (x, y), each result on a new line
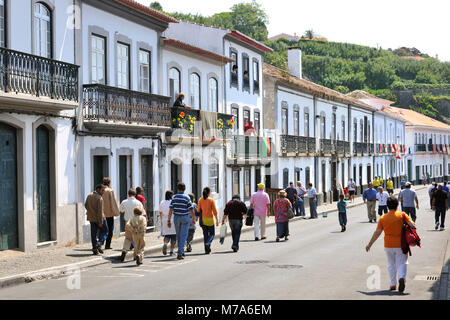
top-left (357, 290), bottom-right (410, 297)
top-left (431, 258), bottom-right (449, 300)
top-left (65, 253), bottom-right (95, 258)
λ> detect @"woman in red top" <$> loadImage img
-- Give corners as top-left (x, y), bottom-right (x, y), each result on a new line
top-left (273, 190), bottom-right (292, 242)
top-left (136, 187), bottom-right (146, 206)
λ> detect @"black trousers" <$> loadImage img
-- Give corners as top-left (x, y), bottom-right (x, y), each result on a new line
top-left (105, 217), bottom-right (115, 248)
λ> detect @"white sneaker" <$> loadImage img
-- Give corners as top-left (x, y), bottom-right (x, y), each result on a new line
top-left (440, 227), bottom-right (445, 231)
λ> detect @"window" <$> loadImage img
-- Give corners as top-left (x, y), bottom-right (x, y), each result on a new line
top-left (117, 42), bottom-right (130, 89)
top-left (230, 50), bottom-right (238, 86)
top-left (91, 35), bottom-right (106, 84)
top-left (209, 159), bottom-right (219, 194)
top-left (232, 170), bottom-right (240, 196)
top-left (138, 49), bottom-right (151, 93)
top-left (169, 67), bottom-right (180, 104)
top-left (294, 110), bottom-right (299, 136)
top-left (243, 109), bottom-right (250, 128)
top-left (304, 109), bottom-right (309, 137)
top-left (353, 120), bottom-right (357, 142)
top-left (244, 168), bottom-right (251, 200)
top-left (232, 107), bottom-right (239, 134)
top-left (34, 3), bottom-right (52, 58)
top-left (254, 111), bottom-right (260, 136)
top-left (320, 116), bottom-right (326, 139)
top-left (360, 120), bottom-right (364, 143)
top-left (208, 77), bottom-right (218, 112)
top-left (0, 0), bottom-right (5, 47)
top-left (253, 60), bottom-right (260, 94)
top-left (242, 55), bottom-right (250, 91)
top-left (282, 107), bottom-right (288, 135)
top-left (341, 120), bottom-right (346, 141)
top-left (190, 73), bottom-right (200, 109)
top-left (283, 169), bottom-right (289, 189)
top-left (332, 113), bottom-right (336, 140)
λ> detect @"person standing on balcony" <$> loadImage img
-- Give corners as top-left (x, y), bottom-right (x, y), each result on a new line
top-left (101, 178), bottom-right (120, 250)
top-left (295, 182), bottom-right (307, 216)
top-left (244, 121), bottom-right (256, 136)
top-left (398, 182), bottom-right (419, 222)
top-left (347, 178), bottom-right (356, 203)
top-left (250, 183), bottom-right (271, 241)
top-left (173, 92), bottom-right (187, 108)
top-left (197, 187), bottom-right (219, 254)
top-left (85, 184), bottom-right (108, 256)
top-left (307, 183), bottom-right (318, 219)
top-left (386, 177), bottom-right (394, 195)
top-left (363, 183), bottom-right (378, 223)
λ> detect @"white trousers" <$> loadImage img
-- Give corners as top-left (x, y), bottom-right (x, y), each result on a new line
top-left (385, 248), bottom-right (408, 286)
top-left (254, 216), bottom-right (266, 239)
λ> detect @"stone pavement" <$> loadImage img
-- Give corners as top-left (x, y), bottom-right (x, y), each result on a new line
top-left (0, 185), bottom-right (427, 289)
top-left (438, 239), bottom-right (450, 300)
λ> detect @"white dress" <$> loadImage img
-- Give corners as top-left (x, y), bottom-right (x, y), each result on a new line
top-left (160, 200), bottom-right (176, 236)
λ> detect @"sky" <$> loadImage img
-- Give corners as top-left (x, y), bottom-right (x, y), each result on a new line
top-left (137, 0), bottom-right (450, 62)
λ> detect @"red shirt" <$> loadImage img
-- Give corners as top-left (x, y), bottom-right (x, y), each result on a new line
top-left (136, 195), bottom-right (146, 206)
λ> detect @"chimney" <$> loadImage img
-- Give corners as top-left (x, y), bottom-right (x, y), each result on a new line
top-left (288, 47), bottom-right (302, 79)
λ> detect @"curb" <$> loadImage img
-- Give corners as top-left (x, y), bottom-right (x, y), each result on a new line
top-left (0, 187), bottom-right (417, 290)
top-left (438, 239), bottom-right (450, 300)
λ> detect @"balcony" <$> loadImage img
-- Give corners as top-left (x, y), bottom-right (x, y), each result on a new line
top-left (82, 84), bottom-right (171, 136)
top-left (307, 137), bottom-right (316, 154)
top-left (280, 135), bottom-right (318, 156)
top-left (228, 135), bottom-right (271, 166)
top-left (415, 144), bottom-right (426, 152)
top-left (0, 47), bottom-right (79, 113)
top-left (336, 141), bottom-right (350, 156)
top-left (168, 106), bottom-right (235, 144)
top-left (353, 142), bottom-right (368, 155)
top-left (320, 139), bottom-right (333, 155)
top-left (368, 143), bottom-right (375, 155)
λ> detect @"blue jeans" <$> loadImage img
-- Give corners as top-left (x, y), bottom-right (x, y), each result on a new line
top-left (202, 225), bottom-right (215, 246)
top-left (90, 220), bottom-right (108, 249)
top-left (338, 212), bottom-right (347, 226)
top-left (174, 215), bottom-right (191, 256)
top-left (309, 198), bottom-right (317, 218)
top-left (294, 197), bottom-right (305, 216)
top-left (229, 219), bottom-right (243, 249)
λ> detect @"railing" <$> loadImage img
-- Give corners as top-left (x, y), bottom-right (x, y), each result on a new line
top-left (307, 137), bottom-right (316, 153)
top-left (280, 135), bottom-right (308, 154)
top-left (0, 47), bottom-right (79, 101)
top-left (353, 142), bottom-right (367, 155)
top-left (83, 84), bottom-right (171, 126)
top-left (428, 144), bottom-right (434, 152)
top-left (415, 144), bottom-right (426, 152)
top-left (231, 135), bottom-right (268, 159)
top-left (368, 143), bottom-right (374, 155)
top-left (320, 139), bottom-right (332, 154)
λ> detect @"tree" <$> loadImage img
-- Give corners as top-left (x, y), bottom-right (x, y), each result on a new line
top-left (230, 1), bottom-right (269, 41)
top-left (303, 29), bottom-right (315, 40)
top-left (149, 2), bottom-right (163, 11)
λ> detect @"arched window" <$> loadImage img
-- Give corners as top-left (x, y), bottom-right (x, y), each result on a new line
top-left (190, 73), bottom-right (200, 109)
top-left (34, 2), bottom-right (52, 58)
top-left (208, 77), bottom-right (218, 112)
top-left (169, 67), bottom-right (180, 103)
top-left (353, 119), bottom-right (357, 142)
top-left (304, 108), bottom-right (310, 137)
top-left (359, 120), bottom-right (364, 143)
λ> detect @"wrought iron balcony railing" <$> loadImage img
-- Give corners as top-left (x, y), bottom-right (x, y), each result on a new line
top-left (353, 142), bottom-right (368, 155)
top-left (415, 144), bottom-right (426, 152)
top-left (0, 47), bottom-right (78, 101)
top-left (83, 84), bottom-right (171, 127)
top-left (320, 139), bottom-right (333, 154)
top-left (307, 137), bottom-right (316, 153)
top-left (280, 135), bottom-right (314, 155)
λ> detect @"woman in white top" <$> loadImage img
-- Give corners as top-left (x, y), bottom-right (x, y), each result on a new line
top-left (160, 190), bottom-right (176, 256)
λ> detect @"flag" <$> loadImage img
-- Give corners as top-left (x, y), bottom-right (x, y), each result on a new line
top-left (261, 137), bottom-right (271, 157)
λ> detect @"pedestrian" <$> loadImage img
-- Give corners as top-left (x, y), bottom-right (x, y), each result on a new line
top-left (428, 182), bottom-right (437, 209)
top-left (168, 182), bottom-right (196, 260)
top-left (365, 196), bottom-right (416, 293)
top-left (398, 182), bottom-right (419, 222)
top-left (443, 181), bottom-right (450, 209)
top-left (422, 174), bottom-right (426, 186)
top-left (186, 193), bottom-right (198, 253)
top-left (426, 173), bottom-right (431, 185)
top-left (373, 176), bottom-right (380, 189)
top-left (337, 194), bottom-right (347, 232)
top-left (285, 182), bottom-right (298, 207)
top-left (126, 206), bottom-right (147, 266)
top-left (197, 187), bottom-right (219, 254)
top-left (273, 190), bottom-right (291, 242)
top-left (136, 187), bottom-right (146, 207)
top-left (307, 183), bottom-right (318, 219)
top-left (160, 190), bottom-right (176, 256)
top-left (119, 188), bottom-right (146, 262)
top-left (400, 178), bottom-right (406, 190)
top-left (85, 184), bottom-right (108, 255)
top-left (347, 178), bottom-right (356, 202)
top-left (363, 182), bottom-right (378, 223)
top-left (222, 194), bottom-right (248, 252)
top-left (101, 178), bottom-right (120, 250)
top-left (432, 185), bottom-right (448, 231)
top-left (386, 177), bottom-right (394, 195)
top-left (295, 181), bottom-right (307, 216)
top-left (376, 186), bottom-right (389, 217)
top-left (250, 183), bottom-right (271, 241)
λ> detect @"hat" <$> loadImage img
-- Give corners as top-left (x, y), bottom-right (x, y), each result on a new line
top-left (257, 183), bottom-right (265, 189)
top-left (278, 190), bottom-right (287, 197)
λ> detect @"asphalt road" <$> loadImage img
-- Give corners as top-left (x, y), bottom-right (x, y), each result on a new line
top-left (0, 188), bottom-right (448, 300)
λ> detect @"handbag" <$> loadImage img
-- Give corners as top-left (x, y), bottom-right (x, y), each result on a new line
top-left (401, 213), bottom-right (421, 256)
top-left (287, 207), bottom-right (294, 219)
top-left (219, 223), bottom-right (227, 245)
top-left (245, 208), bottom-right (254, 226)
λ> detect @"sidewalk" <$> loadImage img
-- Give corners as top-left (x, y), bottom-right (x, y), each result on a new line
top-left (0, 186), bottom-right (424, 289)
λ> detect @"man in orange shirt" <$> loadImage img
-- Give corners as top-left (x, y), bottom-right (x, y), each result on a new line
top-left (366, 196), bottom-right (416, 293)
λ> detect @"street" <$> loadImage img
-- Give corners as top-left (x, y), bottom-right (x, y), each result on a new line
top-left (0, 188), bottom-right (448, 300)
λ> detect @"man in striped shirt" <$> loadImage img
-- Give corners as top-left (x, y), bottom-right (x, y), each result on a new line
top-left (168, 182), bottom-right (196, 260)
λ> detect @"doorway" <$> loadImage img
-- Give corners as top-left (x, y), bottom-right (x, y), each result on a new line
top-left (141, 155), bottom-right (153, 227)
top-left (332, 161), bottom-right (338, 202)
top-left (192, 159), bottom-right (201, 203)
top-left (171, 160), bottom-right (182, 193)
top-left (36, 125), bottom-right (51, 243)
top-left (359, 165), bottom-right (363, 194)
top-left (119, 155), bottom-right (132, 231)
top-left (322, 162), bottom-right (327, 203)
top-left (93, 155), bottom-right (109, 190)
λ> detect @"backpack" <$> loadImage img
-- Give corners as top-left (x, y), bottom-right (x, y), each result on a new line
top-left (401, 213), bottom-right (421, 256)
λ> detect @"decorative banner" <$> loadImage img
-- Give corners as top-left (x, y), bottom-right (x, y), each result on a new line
top-left (384, 144), bottom-right (388, 153)
top-left (390, 144), bottom-right (395, 153)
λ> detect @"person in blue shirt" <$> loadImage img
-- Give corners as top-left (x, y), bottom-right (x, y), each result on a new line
top-left (337, 194), bottom-right (348, 232)
top-left (363, 183), bottom-right (378, 223)
top-left (443, 182), bottom-right (450, 209)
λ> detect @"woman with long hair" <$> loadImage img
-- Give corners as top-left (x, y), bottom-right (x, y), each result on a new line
top-left (197, 187), bottom-right (219, 254)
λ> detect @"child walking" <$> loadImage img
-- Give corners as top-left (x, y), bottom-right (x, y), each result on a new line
top-left (160, 190), bottom-right (176, 256)
top-left (337, 194), bottom-right (348, 232)
top-left (126, 206), bottom-right (147, 265)
top-left (186, 194), bottom-right (198, 252)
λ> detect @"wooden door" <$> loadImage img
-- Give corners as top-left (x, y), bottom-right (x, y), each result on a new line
top-left (36, 125), bottom-right (51, 243)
